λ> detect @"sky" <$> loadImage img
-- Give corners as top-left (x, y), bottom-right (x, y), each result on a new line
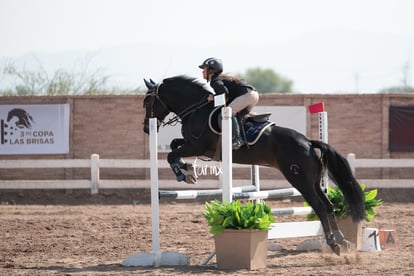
top-left (1, 0), bottom-right (414, 93)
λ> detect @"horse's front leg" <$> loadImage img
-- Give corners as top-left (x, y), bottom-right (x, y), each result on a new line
top-left (170, 138), bottom-right (185, 150)
top-left (168, 142), bottom-right (203, 184)
top-left (170, 138), bottom-right (194, 173)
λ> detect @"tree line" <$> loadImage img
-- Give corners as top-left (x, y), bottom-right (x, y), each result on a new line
top-left (1, 59), bottom-right (412, 95)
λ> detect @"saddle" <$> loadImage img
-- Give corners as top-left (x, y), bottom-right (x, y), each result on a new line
top-left (243, 112), bottom-right (271, 123)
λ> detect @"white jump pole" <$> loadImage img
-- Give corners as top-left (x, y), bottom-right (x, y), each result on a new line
top-left (201, 105), bottom-right (233, 266)
top-left (221, 106), bottom-right (233, 203)
top-left (149, 117), bottom-right (161, 265)
top-left (252, 165), bottom-right (260, 203)
top-left (123, 118), bottom-right (189, 267)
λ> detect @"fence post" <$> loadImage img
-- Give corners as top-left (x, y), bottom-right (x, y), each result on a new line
top-left (347, 153), bottom-right (356, 175)
top-left (91, 154), bottom-right (100, 194)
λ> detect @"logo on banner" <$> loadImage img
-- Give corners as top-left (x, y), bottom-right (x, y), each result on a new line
top-left (1, 108), bottom-right (54, 145)
top-left (192, 158), bottom-right (223, 178)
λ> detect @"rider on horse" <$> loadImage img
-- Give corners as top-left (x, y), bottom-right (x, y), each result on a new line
top-left (199, 57), bottom-right (259, 150)
top-left (143, 75), bottom-right (365, 255)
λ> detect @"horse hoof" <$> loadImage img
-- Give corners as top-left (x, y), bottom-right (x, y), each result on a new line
top-left (185, 175), bottom-right (197, 184)
top-left (185, 163), bottom-right (194, 172)
top-left (330, 244), bottom-right (341, 256)
top-left (341, 239), bottom-right (352, 253)
top-left (333, 230), bottom-right (345, 243)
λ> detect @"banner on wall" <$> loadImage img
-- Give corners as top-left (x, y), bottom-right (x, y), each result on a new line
top-left (389, 105), bottom-right (414, 151)
top-left (0, 104), bottom-right (70, 155)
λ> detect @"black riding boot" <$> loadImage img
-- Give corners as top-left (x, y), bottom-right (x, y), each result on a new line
top-left (231, 116), bottom-right (245, 150)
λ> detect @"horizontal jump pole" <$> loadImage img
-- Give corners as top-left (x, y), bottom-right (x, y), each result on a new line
top-left (271, 206), bottom-right (314, 216)
top-left (232, 188), bottom-right (301, 200)
top-left (159, 185), bottom-right (257, 200)
top-left (269, 221), bottom-right (323, 239)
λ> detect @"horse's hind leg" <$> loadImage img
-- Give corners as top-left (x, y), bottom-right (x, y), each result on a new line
top-left (314, 184), bottom-right (353, 251)
top-left (315, 183), bottom-right (345, 243)
top-left (300, 187), bottom-right (341, 255)
top-left (279, 156), bottom-right (342, 255)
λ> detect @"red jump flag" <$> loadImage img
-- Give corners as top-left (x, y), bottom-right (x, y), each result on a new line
top-left (308, 102), bottom-right (325, 114)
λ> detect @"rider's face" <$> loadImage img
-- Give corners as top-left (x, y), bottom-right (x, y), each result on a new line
top-left (202, 67), bottom-right (209, 80)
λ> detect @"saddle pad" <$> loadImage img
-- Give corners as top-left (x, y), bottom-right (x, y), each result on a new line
top-left (244, 118), bottom-right (275, 145)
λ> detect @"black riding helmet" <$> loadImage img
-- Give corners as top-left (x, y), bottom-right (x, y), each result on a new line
top-left (199, 57), bottom-right (223, 76)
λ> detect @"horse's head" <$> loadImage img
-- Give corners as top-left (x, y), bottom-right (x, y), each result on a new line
top-left (142, 75), bottom-right (212, 134)
top-left (142, 78), bottom-right (170, 134)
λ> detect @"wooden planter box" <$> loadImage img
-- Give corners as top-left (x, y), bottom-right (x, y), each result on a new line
top-left (337, 216), bottom-right (362, 250)
top-left (214, 229), bottom-right (268, 270)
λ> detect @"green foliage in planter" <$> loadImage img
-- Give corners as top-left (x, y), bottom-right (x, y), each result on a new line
top-left (305, 184), bottom-right (382, 222)
top-left (203, 200), bottom-right (276, 235)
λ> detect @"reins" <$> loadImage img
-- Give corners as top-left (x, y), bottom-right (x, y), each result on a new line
top-left (162, 98), bottom-right (210, 127)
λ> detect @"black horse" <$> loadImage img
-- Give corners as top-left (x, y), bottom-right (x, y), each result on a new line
top-left (143, 75), bottom-right (365, 255)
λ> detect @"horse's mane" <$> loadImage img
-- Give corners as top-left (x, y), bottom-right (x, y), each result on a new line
top-left (162, 75), bottom-right (211, 96)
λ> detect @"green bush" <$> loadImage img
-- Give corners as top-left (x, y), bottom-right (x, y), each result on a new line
top-left (203, 200), bottom-right (276, 235)
top-left (305, 184), bottom-right (382, 222)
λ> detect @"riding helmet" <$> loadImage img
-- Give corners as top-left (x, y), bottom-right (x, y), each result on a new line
top-left (199, 57), bottom-right (223, 75)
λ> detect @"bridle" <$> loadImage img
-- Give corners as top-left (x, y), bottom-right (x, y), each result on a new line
top-left (143, 83), bottom-right (169, 120)
top-left (144, 82), bottom-right (211, 127)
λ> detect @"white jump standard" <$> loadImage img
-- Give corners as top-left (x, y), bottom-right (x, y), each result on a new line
top-left (123, 118), bottom-right (189, 267)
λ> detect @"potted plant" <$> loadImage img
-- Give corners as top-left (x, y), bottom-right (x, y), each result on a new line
top-left (203, 199), bottom-right (275, 270)
top-left (305, 184), bottom-right (382, 249)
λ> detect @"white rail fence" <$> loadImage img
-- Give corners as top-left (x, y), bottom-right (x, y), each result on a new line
top-left (347, 153), bottom-right (414, 189)
top-left (0, 153), bottom-right (413, 194)
top-left (0, 154), bottom-right (268, 194)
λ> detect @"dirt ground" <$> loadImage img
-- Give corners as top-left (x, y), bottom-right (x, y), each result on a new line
top-left (0, 190), bottom-right (413, 276)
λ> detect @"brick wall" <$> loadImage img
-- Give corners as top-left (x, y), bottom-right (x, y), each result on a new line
top-left (1, 93), bottom-right (414, 181)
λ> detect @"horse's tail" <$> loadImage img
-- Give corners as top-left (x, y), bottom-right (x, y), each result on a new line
top-left (311, 140), bottom-right (365, 222)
